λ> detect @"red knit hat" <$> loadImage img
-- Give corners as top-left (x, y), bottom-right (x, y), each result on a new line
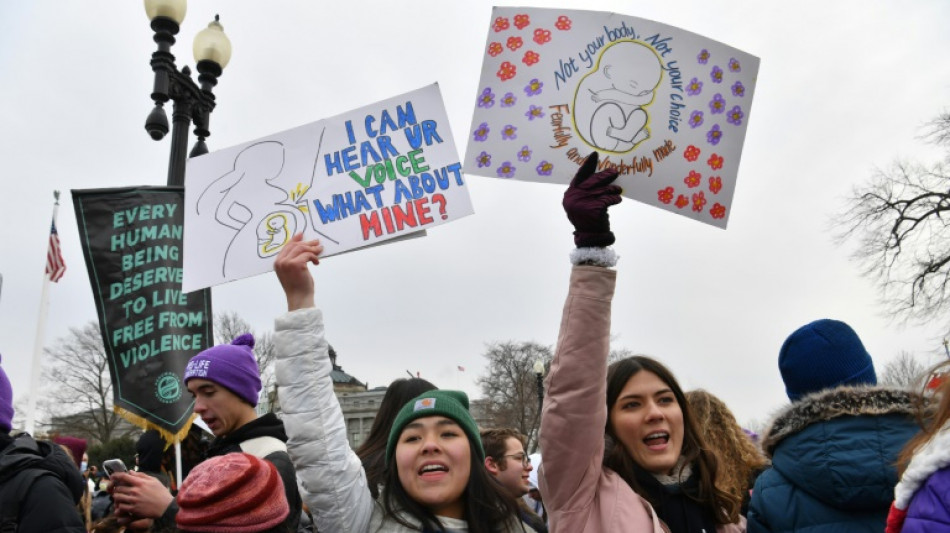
top-left (176, 453), bottom-right (289, 533)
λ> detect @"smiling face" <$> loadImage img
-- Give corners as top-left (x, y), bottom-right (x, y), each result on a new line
top-left (186, 378), bottom-right (257, 438)
top-left (394, 416), bottom-right (471, 519)
top-left (608, 370), bottom-right (684, 475)
top-left (486, 437), bottom-right (532, 497)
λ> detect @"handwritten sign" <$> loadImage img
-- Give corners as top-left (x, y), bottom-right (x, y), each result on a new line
top-left (465, 8), bottom-right (759, 228)
top-left (183, 83), bottom-right (472, 292)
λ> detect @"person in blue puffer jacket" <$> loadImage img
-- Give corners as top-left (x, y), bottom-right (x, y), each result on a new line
top-left (747, 319), bottom-right (919, 533)
top-left (886, 361), bottom-right (950, 533)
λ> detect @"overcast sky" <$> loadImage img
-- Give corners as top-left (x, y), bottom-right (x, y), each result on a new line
top-left (2, 0), bottom-right (949, 429)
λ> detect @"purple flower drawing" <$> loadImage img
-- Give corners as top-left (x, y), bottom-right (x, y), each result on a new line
top-left (473, 123), bottom-right (490, 142)
top-left (477, 151), bottom-right (492, 168)
top-left (478, 87), bottom-right (495, 108)
top-left (697, 49), bottom-right (710, 64)
top-left (536, 160), bottom-right (553, 176)
top-left (709, 94), bottom-right (726, 114)
top-left (501, 92), bottom-right (517, 107)
top-left (728, 58), bottom-right (741, 72)
top-left (517, 145), bottom-right (532, 162)
top-left (689, 110), bottom-right (704, 129)
top-left (497, 161), bottom-right (516, 178)
top-left (524, 78), bottom-right (543, 96)
top-left (525, 105), bottom-right (545, 121)
top-left (727, 105), bottom-right (744, 126)
top-left (502, 124), bottom-right (517, 140)
top-left (710, 65), bottom-right (723, 84)
top-left (706, 124), bottom-right (723, 146)
top-left (686, 77), bottom-right (703, 96)
top-left (731, 81), bottom-right (745, 98)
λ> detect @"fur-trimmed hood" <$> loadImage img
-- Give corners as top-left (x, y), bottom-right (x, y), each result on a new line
top-left (761, 385), bottom-right (918, 457)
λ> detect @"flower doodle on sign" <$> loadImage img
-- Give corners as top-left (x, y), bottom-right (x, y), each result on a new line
top-left (525, 105), bottom-right (545, 121)
top-left (728, 58), bottom-right (741, 72)
top-left (711, 65), bottom-right (724, 84)
top-left (658, 187), bottom-right (675, 204)
top-left (710, 203), bottom-right (727, 219)
top-left (477, 151), bottom-right (492, 168)
top-left (523, 51), bottom-right (540, 66)
top-left (500, 92), bottom-right (517, 107)
top-left (692, 191), bottom-right (707, 212)
top-left (686, 77), bottom-right (703, 96)
top-left (684, 170), bottom-right (702, 188)
top-left (706, 124), bottom-right (723, 146)
top-left (488, 42), bottom-right (503, 57)
top-left (473, 123), bottom-right (490, 142)
top-left (478, 87), bottom-right (495, 109)
top-left (731, 81), bottom-right (745, 97)
top-left (517, 146), bottom-right (532, 162)
top-left (497, 61), bottom-right (517, 81)
top-left (555, 15), bottom-right (572, 30)
top-left (709, 176), bottom-right (722, 194)
top-left (684, 145), bottom-right (701, 162)
top-left (493, 17), bottom-right (510, 32)
top-left (675, 195), bottom-right (689, 209)
top-left (524, 78), bottom-right (543, 96)
top-left (514, 13), bottom-right (531, 29)
top-left (497, 161), bottom-right (516, 178)
top-left (697, 49), bottom-right (710, 64)
top-left (502, 124), bottom-right (517, 140)
top-left (507, 36), bottom-right (524, 51)
top-left (709, 93), bottom-right (726, 114)
top-left (727, 105), bottom-right (744, 126)
top-left (689, 111), bottom-right (704, 129)
top-left (707, 153), bottom-right (724, 170)
top-left (533, 28), bottom-right (552, 45)
top-left (536, 160), bottom-right (553, 176)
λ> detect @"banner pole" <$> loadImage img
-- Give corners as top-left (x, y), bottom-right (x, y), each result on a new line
top-left (175, 438), bottom-right (183, 489)
top-left (25, 191), bottom-right (61, 436)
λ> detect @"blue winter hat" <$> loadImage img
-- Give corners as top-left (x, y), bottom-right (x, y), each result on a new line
top-left (779, 319), bottom-right (877, 401)
top-left (184, 334), bottom-right (262, 406)
top-left (0, 354), bottom-right (12, 433)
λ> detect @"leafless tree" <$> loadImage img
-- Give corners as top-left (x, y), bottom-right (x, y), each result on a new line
top-left (42, 322), bottom-right (135, 444)
top-left (880, 350), bottom-right (932, 391)
top-left (836, 112), bottom-right (950, 323)
top-left (477, 341), bottom-right (553, 450)
top-left (214, 311), bottom-right (277, 402)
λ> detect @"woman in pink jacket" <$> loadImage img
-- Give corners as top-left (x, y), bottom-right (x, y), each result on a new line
top-left (539, 152), bottom-right (744, 533)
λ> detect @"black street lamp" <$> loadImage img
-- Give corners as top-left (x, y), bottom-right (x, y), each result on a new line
top-left (531, 358), bottom-right (546, 452)
top-left (144, 0), bottom-right (232, 186)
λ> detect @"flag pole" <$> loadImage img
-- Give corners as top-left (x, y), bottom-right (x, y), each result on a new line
top-left (25, 191), bottom-right (62, 436)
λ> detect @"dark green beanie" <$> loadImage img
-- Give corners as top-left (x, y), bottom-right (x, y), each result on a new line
top-left (386, 390), bottom-right (484, 465)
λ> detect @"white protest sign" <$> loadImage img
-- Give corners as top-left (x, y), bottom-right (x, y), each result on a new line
top-left (183, 83), bottom-right (471, 292)
top-left (465, 8), bottom-right (759, 228)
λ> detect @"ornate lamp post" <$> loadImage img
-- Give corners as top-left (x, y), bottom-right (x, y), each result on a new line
top-left (532, 358), bottom-right (546, 452)
top-left (144, 0), bottom-right (232, 186)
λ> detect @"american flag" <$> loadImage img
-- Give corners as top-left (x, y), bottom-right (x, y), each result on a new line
top-left (46, 220), bottom-right (66, 282)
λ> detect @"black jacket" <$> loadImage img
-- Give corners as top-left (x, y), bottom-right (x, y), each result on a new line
top-left (160, 413), bottom-right (302, 531)
top-left (0, 432), bottom-right (85, 533)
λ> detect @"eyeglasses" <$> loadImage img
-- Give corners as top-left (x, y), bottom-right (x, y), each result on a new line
top-left (502, 453), bottom-right (531, 467)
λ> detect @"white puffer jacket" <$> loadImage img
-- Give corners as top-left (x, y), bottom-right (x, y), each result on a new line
top-left (275, 307), bottom-right (374, 533)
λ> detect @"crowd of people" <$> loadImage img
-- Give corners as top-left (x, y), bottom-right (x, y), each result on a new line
top-left (2, 152), bottom-right (950, 532)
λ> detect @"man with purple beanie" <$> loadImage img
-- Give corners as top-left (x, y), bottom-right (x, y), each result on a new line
top-left (111, 335), bottom-right (301, 531)
top-left (748, 319), bottom-right (919, 532)
top-left (0, 354), bottom-right (85, 532)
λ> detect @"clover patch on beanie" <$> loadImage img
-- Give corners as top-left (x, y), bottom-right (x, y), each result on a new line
top-left (779, 318), bottom-right (877, 401)
top-left (386, 389), bottom-right (484, 465)
top-left (184, 333), bottom-right (262, 406)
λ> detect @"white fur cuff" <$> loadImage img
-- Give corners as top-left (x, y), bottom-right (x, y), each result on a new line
top-left (569, 247), bottom-right (618, 267)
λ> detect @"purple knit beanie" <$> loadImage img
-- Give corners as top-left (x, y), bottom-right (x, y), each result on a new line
top-left (184, 334), bottom-right (261, 406)
top-left (0, 354), bottom-right (13, 433)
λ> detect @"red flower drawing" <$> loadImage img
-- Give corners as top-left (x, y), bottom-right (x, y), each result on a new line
top-left (658, 187), bottom-right (674, 204)
top-left (710, 203), bottom-right (727, 219)
top-left (522, 50), bottom-right (540, 66)
top-left (506, 36), bottom-right (523, 51)
top-left (514, 14), bottom-right (530, 29)
top-left (493, 17), bottom-right (510, 32)
top-left (488, 42), bottom-right (503, 57)
top-left (692, 191), bottom-right (707, 212)
top-left (533, 28), bottom-right (552, 45)
top-left (707, 153), bottom-right (724, 170)
top-left (675, 195), bottom-right (689, 209)
top-left (684, 145), bottom-right (701, 162)
top-left (555, 15), bottom-right (572, 30)
top-left (497, 61), bottom-right (517, 81)
top-left (684, 170), bottom-right (701, 188)
top-left (708, 176), bottom-right (722, 194)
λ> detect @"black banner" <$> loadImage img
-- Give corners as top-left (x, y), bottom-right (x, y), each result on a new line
top-left (72, 187), bottom-right (211, 438)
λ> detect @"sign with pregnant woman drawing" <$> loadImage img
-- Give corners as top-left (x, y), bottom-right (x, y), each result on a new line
top-left (182, 83), bottom-right (471, 292)
top-left (465, 8), bottom-right (759, 228)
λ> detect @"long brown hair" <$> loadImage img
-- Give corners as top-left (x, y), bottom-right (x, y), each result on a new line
top-left (355, 377), bottom-right (436, 498)
top-left (685, 389), bottom-right (767, 509)
top-left (897, 360), bottom-right (950, 476)
top-left (604, 356), bottom-right (741, 525)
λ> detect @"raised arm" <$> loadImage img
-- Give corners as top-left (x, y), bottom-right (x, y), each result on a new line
top-left (273, 234), bottom-right (373, 533)
top-left (539, 152), bottom-right (622, 526)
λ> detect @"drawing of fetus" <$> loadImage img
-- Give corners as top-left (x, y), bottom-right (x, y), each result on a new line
top-left (574, 41), bottom-right (662, 153)
top-left (196, 141), bottom-right (293, 277)
top-left (258, 213), bottom-right (291, 257)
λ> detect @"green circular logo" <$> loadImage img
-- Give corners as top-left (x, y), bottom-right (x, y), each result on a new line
top-left (155, 372), bottom-right (182, 404)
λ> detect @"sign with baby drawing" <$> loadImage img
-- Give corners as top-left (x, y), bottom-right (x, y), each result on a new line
top-left (465, 8), bottom-right (759, 228)
top-left (182, 83), bottom-right (471, 292)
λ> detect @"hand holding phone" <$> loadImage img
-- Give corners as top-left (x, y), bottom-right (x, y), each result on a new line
top-left (102, 459), bottom-right (128, 478)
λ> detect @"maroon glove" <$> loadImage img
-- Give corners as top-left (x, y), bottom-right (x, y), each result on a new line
top-left (562, 152), bottom-right (622, 247)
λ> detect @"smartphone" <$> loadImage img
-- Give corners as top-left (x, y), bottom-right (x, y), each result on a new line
top-left (102, 459), bottom-right (128, 478)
